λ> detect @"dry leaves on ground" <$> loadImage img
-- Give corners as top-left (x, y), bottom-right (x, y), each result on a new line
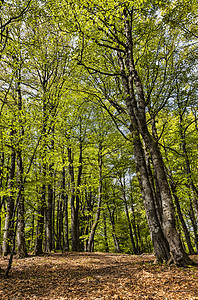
top-left (0, 252), bottom-right (198, 299)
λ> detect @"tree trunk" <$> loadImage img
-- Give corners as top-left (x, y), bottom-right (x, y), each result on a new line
top-left (0, 151), bottom-right (4, 254)
top-left (87, 145), bottom-right (102, 252)
top-left (68, 135), bottom-right (83, 252)
top-left (15, 64), bottom-right (27, 258)
top-left (59, 196), bottom-right (63, 249)
top-left (30, 213), bottom-right (34, 250)
top-left (68, 147), bottom-right (80, 251)
top-left (107, 203), bottom-right (121, 253)
top-left (118, 8), bottom-right (195, 266)
top-left (56, 198), bottom-right (60, 250)
top-left (3, 147), bottom-right (16, 256)
top-left (103, 212), bottom-right (109, 253)
top-left (130, 192), bottom-right (140, 254)
top-left (34, 185), bottom-right (45, 255)
top-left (137, 223), bottom-right (144, 253)
top-left (178, 107), bottom-right (198, 219)
top-left (117, 26), bottom-right (171, 263)
top-left (141, 128), bottom-right (192, 265)
top-left (144, 146), bottom-right (163, 226)
top-left (119, 175), bottom-right (137, 254)
top-left (16, 149), bottom-right (27, 258)
top-left (45, 179), bottom-right (53, 252)
top-left (133, 133), bottom-right (171, 263)
top-left (62, 164), bottom-right (69, 251)
top-left (170, 181), bottom-right (194, 254)
top-left (45, 161), bottom-right (53, 253)
top-left (35, 86), bottom-right (47, 255)
top-left (45, 126), bottom-right (55, 253)
top-left (189, 200), bottom-right (198, 253)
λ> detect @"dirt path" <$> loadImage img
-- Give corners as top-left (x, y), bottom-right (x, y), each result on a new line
top-left (0, 252), bottom-right (198, 299)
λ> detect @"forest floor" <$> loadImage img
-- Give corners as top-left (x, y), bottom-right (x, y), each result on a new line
top-left (0, 252), bottom-right (198, 300)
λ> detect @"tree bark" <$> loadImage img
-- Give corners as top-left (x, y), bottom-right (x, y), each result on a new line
top-left (141, 128), bottom-right (192, 264)
top-left (144, 146), bottom-right (163, 226)
top-left (133, 133), bottom-right (171, 262)
top-left (116, 47), bottom-right (170, 262)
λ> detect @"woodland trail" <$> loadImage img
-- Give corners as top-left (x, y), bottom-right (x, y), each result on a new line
top-left (0, 252), bottom-right (198, 299)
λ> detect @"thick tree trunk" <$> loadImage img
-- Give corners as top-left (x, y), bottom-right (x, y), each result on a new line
top-left (3, 147), bottom-right (16, 256)
top-left (124, 13), bottom-right (193, 264)
top-left (141, 129), bottom-right (192, 265)
top-left (132, 133), bottom-right (171, 263)
top-left (121, 8), bottom-right (194, 265)
top-left (117, 22), bottom-right (171, 263)
top-left (144, 146), bottom-right (163, 226)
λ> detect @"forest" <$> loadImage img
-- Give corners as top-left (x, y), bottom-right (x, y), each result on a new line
top-left (0, 0), bottom-right (198, 278)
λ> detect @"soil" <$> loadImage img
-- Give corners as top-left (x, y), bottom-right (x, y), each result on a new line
top-left (0, 252), bottom-right (198, 299)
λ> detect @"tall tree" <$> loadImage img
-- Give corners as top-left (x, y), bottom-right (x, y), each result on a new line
top-left (60, 0), bottom-right (197, 265)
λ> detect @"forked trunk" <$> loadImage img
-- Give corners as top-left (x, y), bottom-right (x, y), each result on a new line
top-left (132, 133), bottom-right (170, 263)
top-left (141, 129), bottom-right (193, 265)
